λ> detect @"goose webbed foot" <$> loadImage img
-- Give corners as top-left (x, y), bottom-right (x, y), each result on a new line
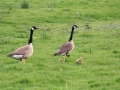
top-left (67, 55), bottom-right (70, 57)
top-left (66, 54), bottom-right (70, 57)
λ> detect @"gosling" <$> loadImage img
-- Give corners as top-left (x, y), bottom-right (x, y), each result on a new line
top-left (76, 57), bottom-right (83, 64)
top-left (58, 56), bottom-right (66, 63)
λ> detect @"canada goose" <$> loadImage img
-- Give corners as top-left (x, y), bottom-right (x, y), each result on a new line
top-left (54, 25), bottom-right (78, 57)
top-left (7, 26), bottom-right (38, 63)
top-left (76, 57), bottom-right (83, 64)
top-left (58, 56), bottom-right (66, 63)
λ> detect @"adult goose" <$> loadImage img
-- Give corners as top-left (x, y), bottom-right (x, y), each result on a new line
top-left (7, 26), bottom-right (38, 63)
top-left (54, 25), bottom-right (78, 57)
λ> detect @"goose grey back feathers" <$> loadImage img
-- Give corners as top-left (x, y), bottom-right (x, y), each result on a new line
top-left (54, 40), bottom-right (74, 56)
top-left (7, 43), bottom-right (33, 60)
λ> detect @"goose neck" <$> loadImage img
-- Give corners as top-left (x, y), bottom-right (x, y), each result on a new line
top-left (68, 27), bottom-right (74, 41)
top-left (28, 29), bottom-right (33, 44)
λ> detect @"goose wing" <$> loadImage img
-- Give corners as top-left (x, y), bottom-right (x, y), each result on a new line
top-left (57, 41), bottom-right (74, 54)
top-left (8, 45), bottom-right (32, 56)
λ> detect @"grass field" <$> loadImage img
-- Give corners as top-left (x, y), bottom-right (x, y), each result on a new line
top-left (0, 0), bottom-right (120, 90)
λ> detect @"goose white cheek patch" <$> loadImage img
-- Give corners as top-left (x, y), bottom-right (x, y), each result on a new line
top-left (31, 27), bottom-right (35, 30)
top-left (12, 55), bottom-right (23, 59)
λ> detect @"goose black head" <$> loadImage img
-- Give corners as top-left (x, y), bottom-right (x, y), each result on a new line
top-left (72, 25), bottom-right (78, 33)
top-left (31, 26), bottom-right (39, 31)
top-left (72, 25), bottom-right (78, 29)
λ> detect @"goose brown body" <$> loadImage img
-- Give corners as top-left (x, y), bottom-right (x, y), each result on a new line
top-left (7, 43), bottom-right (33, 60)
top-left (54, 40), bottom-right (74, 56)
top-left (7, 26), bottom-right (38, 63)
top-left (54, 25), bottom-right (78, 56)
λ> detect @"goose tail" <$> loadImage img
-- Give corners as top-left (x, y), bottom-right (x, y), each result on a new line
top-left (7, 53), bottom-right (13, 57)
top-left (54, 53), bottom-right (58, 56)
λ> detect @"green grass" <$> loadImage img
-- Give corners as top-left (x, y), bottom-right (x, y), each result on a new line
top-left (0, 0), bottom-right (120, 90)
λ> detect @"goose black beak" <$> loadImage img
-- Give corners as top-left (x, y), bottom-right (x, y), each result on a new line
top-left (36, 27), bottom-right (39, 30)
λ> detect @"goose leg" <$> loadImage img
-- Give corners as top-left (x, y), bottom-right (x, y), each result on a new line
top-left (67, 55), bottom-right (70, 57)
top-left (66, 53), bottom-right (70, 57)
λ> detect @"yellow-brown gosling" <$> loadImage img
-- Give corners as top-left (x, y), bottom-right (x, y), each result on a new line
top-left (76, 57), bottom-right (83, 64)
top-left (7, 26), bottom-right (38, 63)
top-left (54, 25), bottom-right (78, 57)
top-left (58, 56), bottom-right (66, 63)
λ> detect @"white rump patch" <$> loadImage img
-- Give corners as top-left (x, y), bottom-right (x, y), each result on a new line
top-left (12, 55), bottom-right (23, 59)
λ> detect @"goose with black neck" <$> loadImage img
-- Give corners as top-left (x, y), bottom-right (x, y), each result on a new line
top-left (54, 25), bottom-right (78, 58)
top-left (7, 26), bottom-right (38, 63)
